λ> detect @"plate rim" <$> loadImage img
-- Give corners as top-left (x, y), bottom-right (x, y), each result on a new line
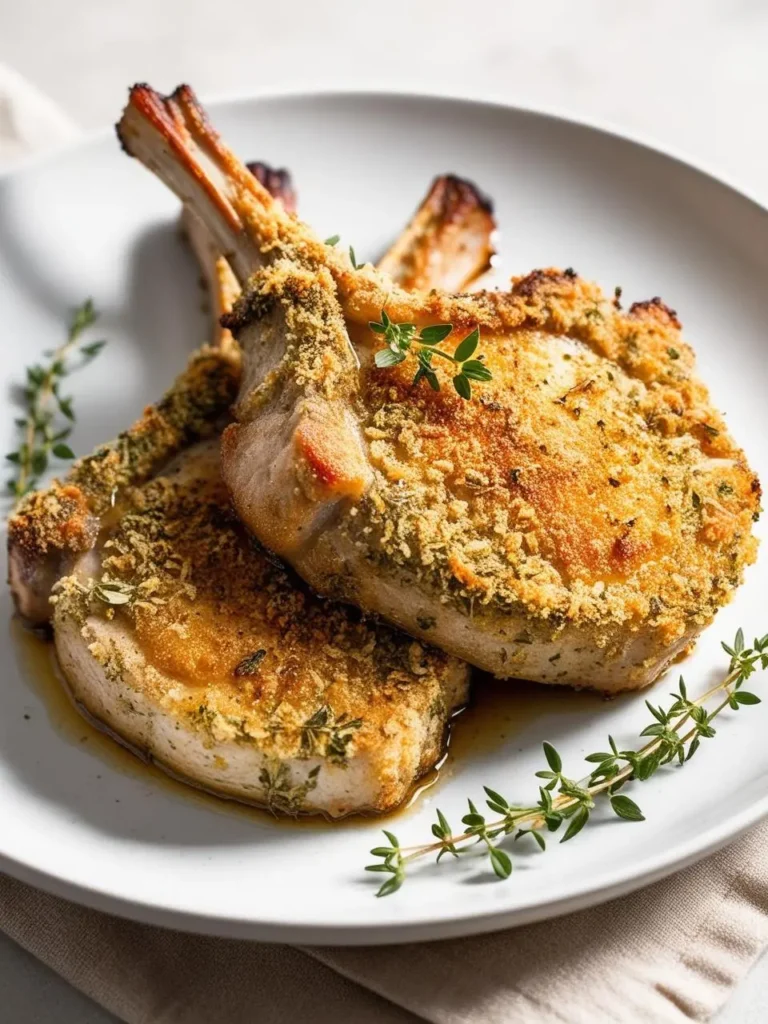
top-left (0, 783), bottom-right (761, 945)
top-left (1, 87), bottom-right (767, 945)
top-left (3, 83), bottom-right (767, 216)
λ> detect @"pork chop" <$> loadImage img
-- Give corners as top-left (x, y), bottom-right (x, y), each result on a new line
top-left (51, 439), bottom-right (467, 816)
top-left (117, 84), bottom-right (760, 693)
top-left (9, 164), bottom-right (495, 815)
top-left (8, 346), bottom-right (239, 625)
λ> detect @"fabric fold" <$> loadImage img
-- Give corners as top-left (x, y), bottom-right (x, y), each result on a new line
top-left (306, 826), bottom-right (768, 1023)
top-left (0, 875), bottom-right (425, 1024)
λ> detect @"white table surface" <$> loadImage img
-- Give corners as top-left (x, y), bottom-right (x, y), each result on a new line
top-left (1, 1), bottom-right (767, 1020)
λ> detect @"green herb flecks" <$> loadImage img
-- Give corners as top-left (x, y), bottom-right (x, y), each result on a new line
top-left (6, 299), bottom-right (106, 501)
top-left (234, 649), bottom-right (267, 677)
top-left (365, 628), bottom-right (767, 896)
top-left (259, 760), bottom-right (321, 815)
top-left (300, 704), bottom-right (363, 765)
top-left (369, 310), bottom-right (492, 401)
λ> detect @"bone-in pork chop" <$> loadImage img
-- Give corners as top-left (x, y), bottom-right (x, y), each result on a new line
top-left (9, 166), bottom-right (495, 814)
top-left (51, 438), bottom-right (468, 816)
top-left (117, 84), bottom-right (760, 693)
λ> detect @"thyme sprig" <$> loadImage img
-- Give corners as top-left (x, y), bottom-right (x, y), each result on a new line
top-left (366, 628), bottom-right (767, 896)
top-left (369, 310), bottom-right (492, 400)
top-left (6, 299), bottom-right (106, 500)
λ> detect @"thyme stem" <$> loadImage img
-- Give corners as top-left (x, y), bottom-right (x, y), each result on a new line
top-left (366, 629), bottom-right (767, 894)
top-left (423, 347), bottom-right (460, 364)
top-left (7, 299), bottom-right (106, 501)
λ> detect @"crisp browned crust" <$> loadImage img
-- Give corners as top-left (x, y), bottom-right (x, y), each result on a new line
top-left (52, 441), bottom-right (467, 815)
top-left (342, 267), bottom-right (760, 666)
top-left (53, 452), bottom-right (459, 779)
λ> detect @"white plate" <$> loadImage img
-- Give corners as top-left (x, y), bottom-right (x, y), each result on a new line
top-left (1, 91), bottom-right (767, 945)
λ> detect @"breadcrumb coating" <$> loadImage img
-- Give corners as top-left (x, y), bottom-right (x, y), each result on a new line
top-left (342, 270), bottom-right (760, 650)
top-left (52, 444), bottom-right (464, 809)
top-left (9, 347), bottom-right (238, 562)
top-left (224, 244), bottom-right (760, 670)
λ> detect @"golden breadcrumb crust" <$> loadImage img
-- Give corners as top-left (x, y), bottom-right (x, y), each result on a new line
top-left (229, 262), bottom-right (759, 654)
top-left (345, 270), bottom-right (760, 649)
top-left (118, 84), bottom-right (760, 683)
top-left (8, 348), bottom-right (238, 563)
top-left (52, 448), bottom-right (462, 807)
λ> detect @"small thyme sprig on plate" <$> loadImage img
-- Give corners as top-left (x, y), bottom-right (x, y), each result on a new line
top-left (365, 628), bottom-right (768, 896)
top-left (6, 298), bottom-right (106, 500)
top-left (369, 310), bottom-right (492, 400)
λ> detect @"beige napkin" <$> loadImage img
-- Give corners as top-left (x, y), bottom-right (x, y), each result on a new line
top-left (2, 65), bottom-right (768, 1024)
top-left (2, 823), bottom-right (768, 1024)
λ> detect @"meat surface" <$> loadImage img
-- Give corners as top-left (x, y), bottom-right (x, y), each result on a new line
top-left (117, 84), bottom-right (760, 693)
top-left (9, 162), bottom-right (495, 815)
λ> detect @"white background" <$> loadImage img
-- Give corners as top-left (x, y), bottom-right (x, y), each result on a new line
top-left (1, 1), bottom-right (767, 1020)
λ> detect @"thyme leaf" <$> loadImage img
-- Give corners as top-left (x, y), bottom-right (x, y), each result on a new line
top-left (300, 704), bottom-right (363, 765)
top-left (365, 627), bottom-right (768, 895)
top-left (368, 309), bottom-right (492, 400)
top-left (93, 579), bottom-right (136, 607)
top-left (259, 761), bottom-right (321, 815)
